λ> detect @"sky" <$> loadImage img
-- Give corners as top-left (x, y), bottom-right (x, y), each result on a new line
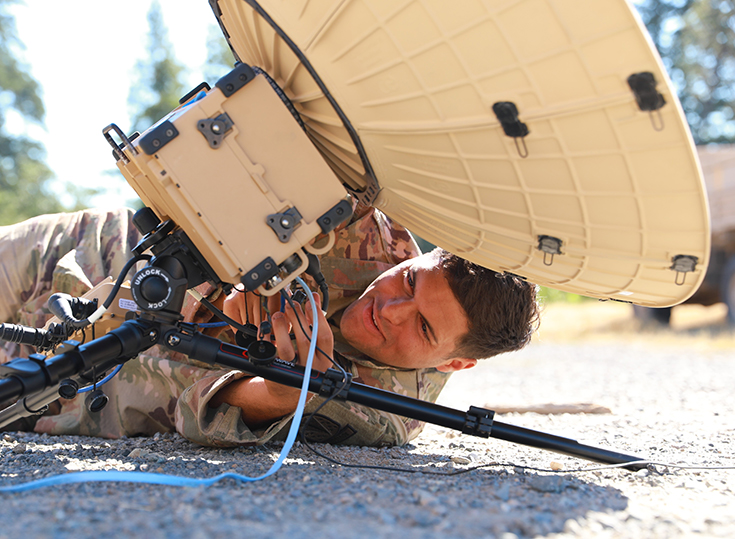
top-left (8, 0), bottom-right (220, 208)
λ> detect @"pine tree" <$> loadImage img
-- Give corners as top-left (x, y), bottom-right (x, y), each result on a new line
top-left (0, 0), bottom-right (64, 224)
top-left (635, 0), bottom-right (735, 143)
top-left (128, 0), bottom-right (187, 133)
top-left (203, 24), bottom-right (236, 85)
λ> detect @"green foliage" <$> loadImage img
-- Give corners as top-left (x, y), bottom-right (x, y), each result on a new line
top-left (538, 287), bottom-right (591, 304)
top-left (128, 0), bottom-right (187, 133)
top-left (0, 0), bottom-right (65, 225)
top-left (635, 0), bottom-right (735, 143)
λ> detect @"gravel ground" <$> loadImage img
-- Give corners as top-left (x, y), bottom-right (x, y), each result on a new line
top-left (0, 308), bottom-right (733, 538)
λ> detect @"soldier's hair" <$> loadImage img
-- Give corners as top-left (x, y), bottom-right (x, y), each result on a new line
top-left (432, 248), bottom-right (540, 360)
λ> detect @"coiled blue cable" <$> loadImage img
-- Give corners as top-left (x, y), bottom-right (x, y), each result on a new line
top-left (0, 277), bottom-right (318, 492)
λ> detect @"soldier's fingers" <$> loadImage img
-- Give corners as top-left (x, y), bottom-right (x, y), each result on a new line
top-left (267, 294), bottom-right (281, 317)
top-left (287, 296), bottom-right (333, 371)
top-left (223, 289), bottom-right (247, 326)
top-left (271, 311), bottom-right (295, 362)
top-left (284, 300), bottom-right (310, 339)
top-left (246, 292), bottom-right (263, 327)
top-left (302, 292), bottom-right (323, 325)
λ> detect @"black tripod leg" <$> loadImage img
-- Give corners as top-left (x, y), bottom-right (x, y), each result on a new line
top-left (165, 328), bottom-right (647, 471)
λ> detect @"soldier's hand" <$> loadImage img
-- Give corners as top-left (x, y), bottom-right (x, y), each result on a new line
top-left (271, 292), bottom-right (333, 373)
top-left (222, 287), bottom-right (279, 329)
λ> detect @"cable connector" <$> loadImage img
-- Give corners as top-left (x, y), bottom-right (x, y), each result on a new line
top-left (318, 368), bottom-right (352, 399)
top-left (303, 250), bottom-right (329, 313)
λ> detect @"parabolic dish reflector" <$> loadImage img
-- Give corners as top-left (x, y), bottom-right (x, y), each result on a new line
top-left (211, 0), bottom-right (710, 307)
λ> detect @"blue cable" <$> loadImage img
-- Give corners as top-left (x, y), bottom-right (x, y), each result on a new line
top-left (77, 364), bottom-right (123, 393)
top-left (0, 277), bottom-right (319, 493)
top-left (197, 321), bottom-right (228, 328)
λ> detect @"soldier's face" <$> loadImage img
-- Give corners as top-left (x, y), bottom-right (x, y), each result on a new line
top-left (339, 254), bottom-right (476, 372)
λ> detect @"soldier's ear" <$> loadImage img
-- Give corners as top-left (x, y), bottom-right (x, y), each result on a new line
top-left (435, 358), bottom-right (476, 373)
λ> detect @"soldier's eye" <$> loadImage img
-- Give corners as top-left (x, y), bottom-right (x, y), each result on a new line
top-left (407, 270), bottom-right (415, 292)
top-left (420, 319), bottom-right (429, 341)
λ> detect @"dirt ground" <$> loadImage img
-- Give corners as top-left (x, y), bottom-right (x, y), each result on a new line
top-left (0, 301), bottom-right (732, 538)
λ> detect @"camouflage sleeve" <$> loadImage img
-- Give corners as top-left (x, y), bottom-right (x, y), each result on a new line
top-left (174, 370), bottom-right (305, 447)
top-left (174, 359), bottom-right (452, 448)
top-left (34, 352), bottom-right (212, 439)
top-left (0, 208), bottom-right (141, 363)
top-left (173, 370), bottom-right (414, 448)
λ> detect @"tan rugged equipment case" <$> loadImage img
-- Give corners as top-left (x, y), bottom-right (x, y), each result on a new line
top-left (105, 65), bottom-right (350, 295)
top-left (211, 0), bottom-right (711, 307)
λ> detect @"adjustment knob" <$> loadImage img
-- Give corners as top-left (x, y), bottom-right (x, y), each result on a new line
top-left (248, 340), bottom-right (277, 366)
top-left (132, 207), bottom-right (161, 235)
top-left (131, 266), bottom-right (174, 311)
top-left (140, 275), bottom-right (169, 303)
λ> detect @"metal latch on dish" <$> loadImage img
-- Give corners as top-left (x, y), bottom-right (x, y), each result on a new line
top-left (538, 235), bottom-right (563, 266)
top-left (670, 255), bottom-right (698, 286)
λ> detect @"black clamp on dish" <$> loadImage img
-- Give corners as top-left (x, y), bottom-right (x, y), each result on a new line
top-left (537, 235), bottom-right (563, 266)
top-left (492, 102), bottom-right (530, 158)
top-left (318, 368), bottom-right (353, 399)
top-left (463, 406), bottom-right (494, 438)
top-left (627, 72), bottom-right (666, 131)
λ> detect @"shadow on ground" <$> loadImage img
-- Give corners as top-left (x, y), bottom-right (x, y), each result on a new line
top-left (0, 436), bottom-right (629, 538)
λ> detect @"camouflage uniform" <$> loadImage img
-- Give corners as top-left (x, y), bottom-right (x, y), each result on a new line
top-left (0, 206), bottom-right (452, 446)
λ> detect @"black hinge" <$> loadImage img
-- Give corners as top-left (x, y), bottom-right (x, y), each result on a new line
top-left (241, 257), bottom-right (279, 291)
top-left (215, 62), bottom-right (256, 97)
top-left (139, 121), bottom-right (179, 155)
top-left (317, 199), bottom-right (353, 234)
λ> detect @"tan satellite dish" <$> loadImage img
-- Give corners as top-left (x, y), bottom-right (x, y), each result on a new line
top-left (210, 0), bottom-right (710, 307)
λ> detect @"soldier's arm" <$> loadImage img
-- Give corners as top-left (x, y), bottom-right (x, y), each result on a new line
top-left (211, 291), bottom-right (333, 427)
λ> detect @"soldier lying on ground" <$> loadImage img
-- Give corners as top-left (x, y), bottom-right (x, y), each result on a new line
top-left (0, 204), bottom-right (539, 447)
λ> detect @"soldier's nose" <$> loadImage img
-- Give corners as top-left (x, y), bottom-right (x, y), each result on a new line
top-left (381, 299), bottom-right (411, 325)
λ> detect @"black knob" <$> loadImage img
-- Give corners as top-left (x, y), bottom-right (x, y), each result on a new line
top-left (140, 275), bottom-right (169, 303)
top-left (132, 207), bottom-right (161, 235)
top-left (248, 340), bottom-right (277, 366)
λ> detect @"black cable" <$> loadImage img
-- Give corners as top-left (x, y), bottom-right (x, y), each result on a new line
top-left (303, 251), bottom-right (329, 313)
top-left (199, 297), bottom-right (255, 338)
top-left (47, 254), bottom-right (151, 329)
top-left (102, 254), bottom-right (152, 309)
